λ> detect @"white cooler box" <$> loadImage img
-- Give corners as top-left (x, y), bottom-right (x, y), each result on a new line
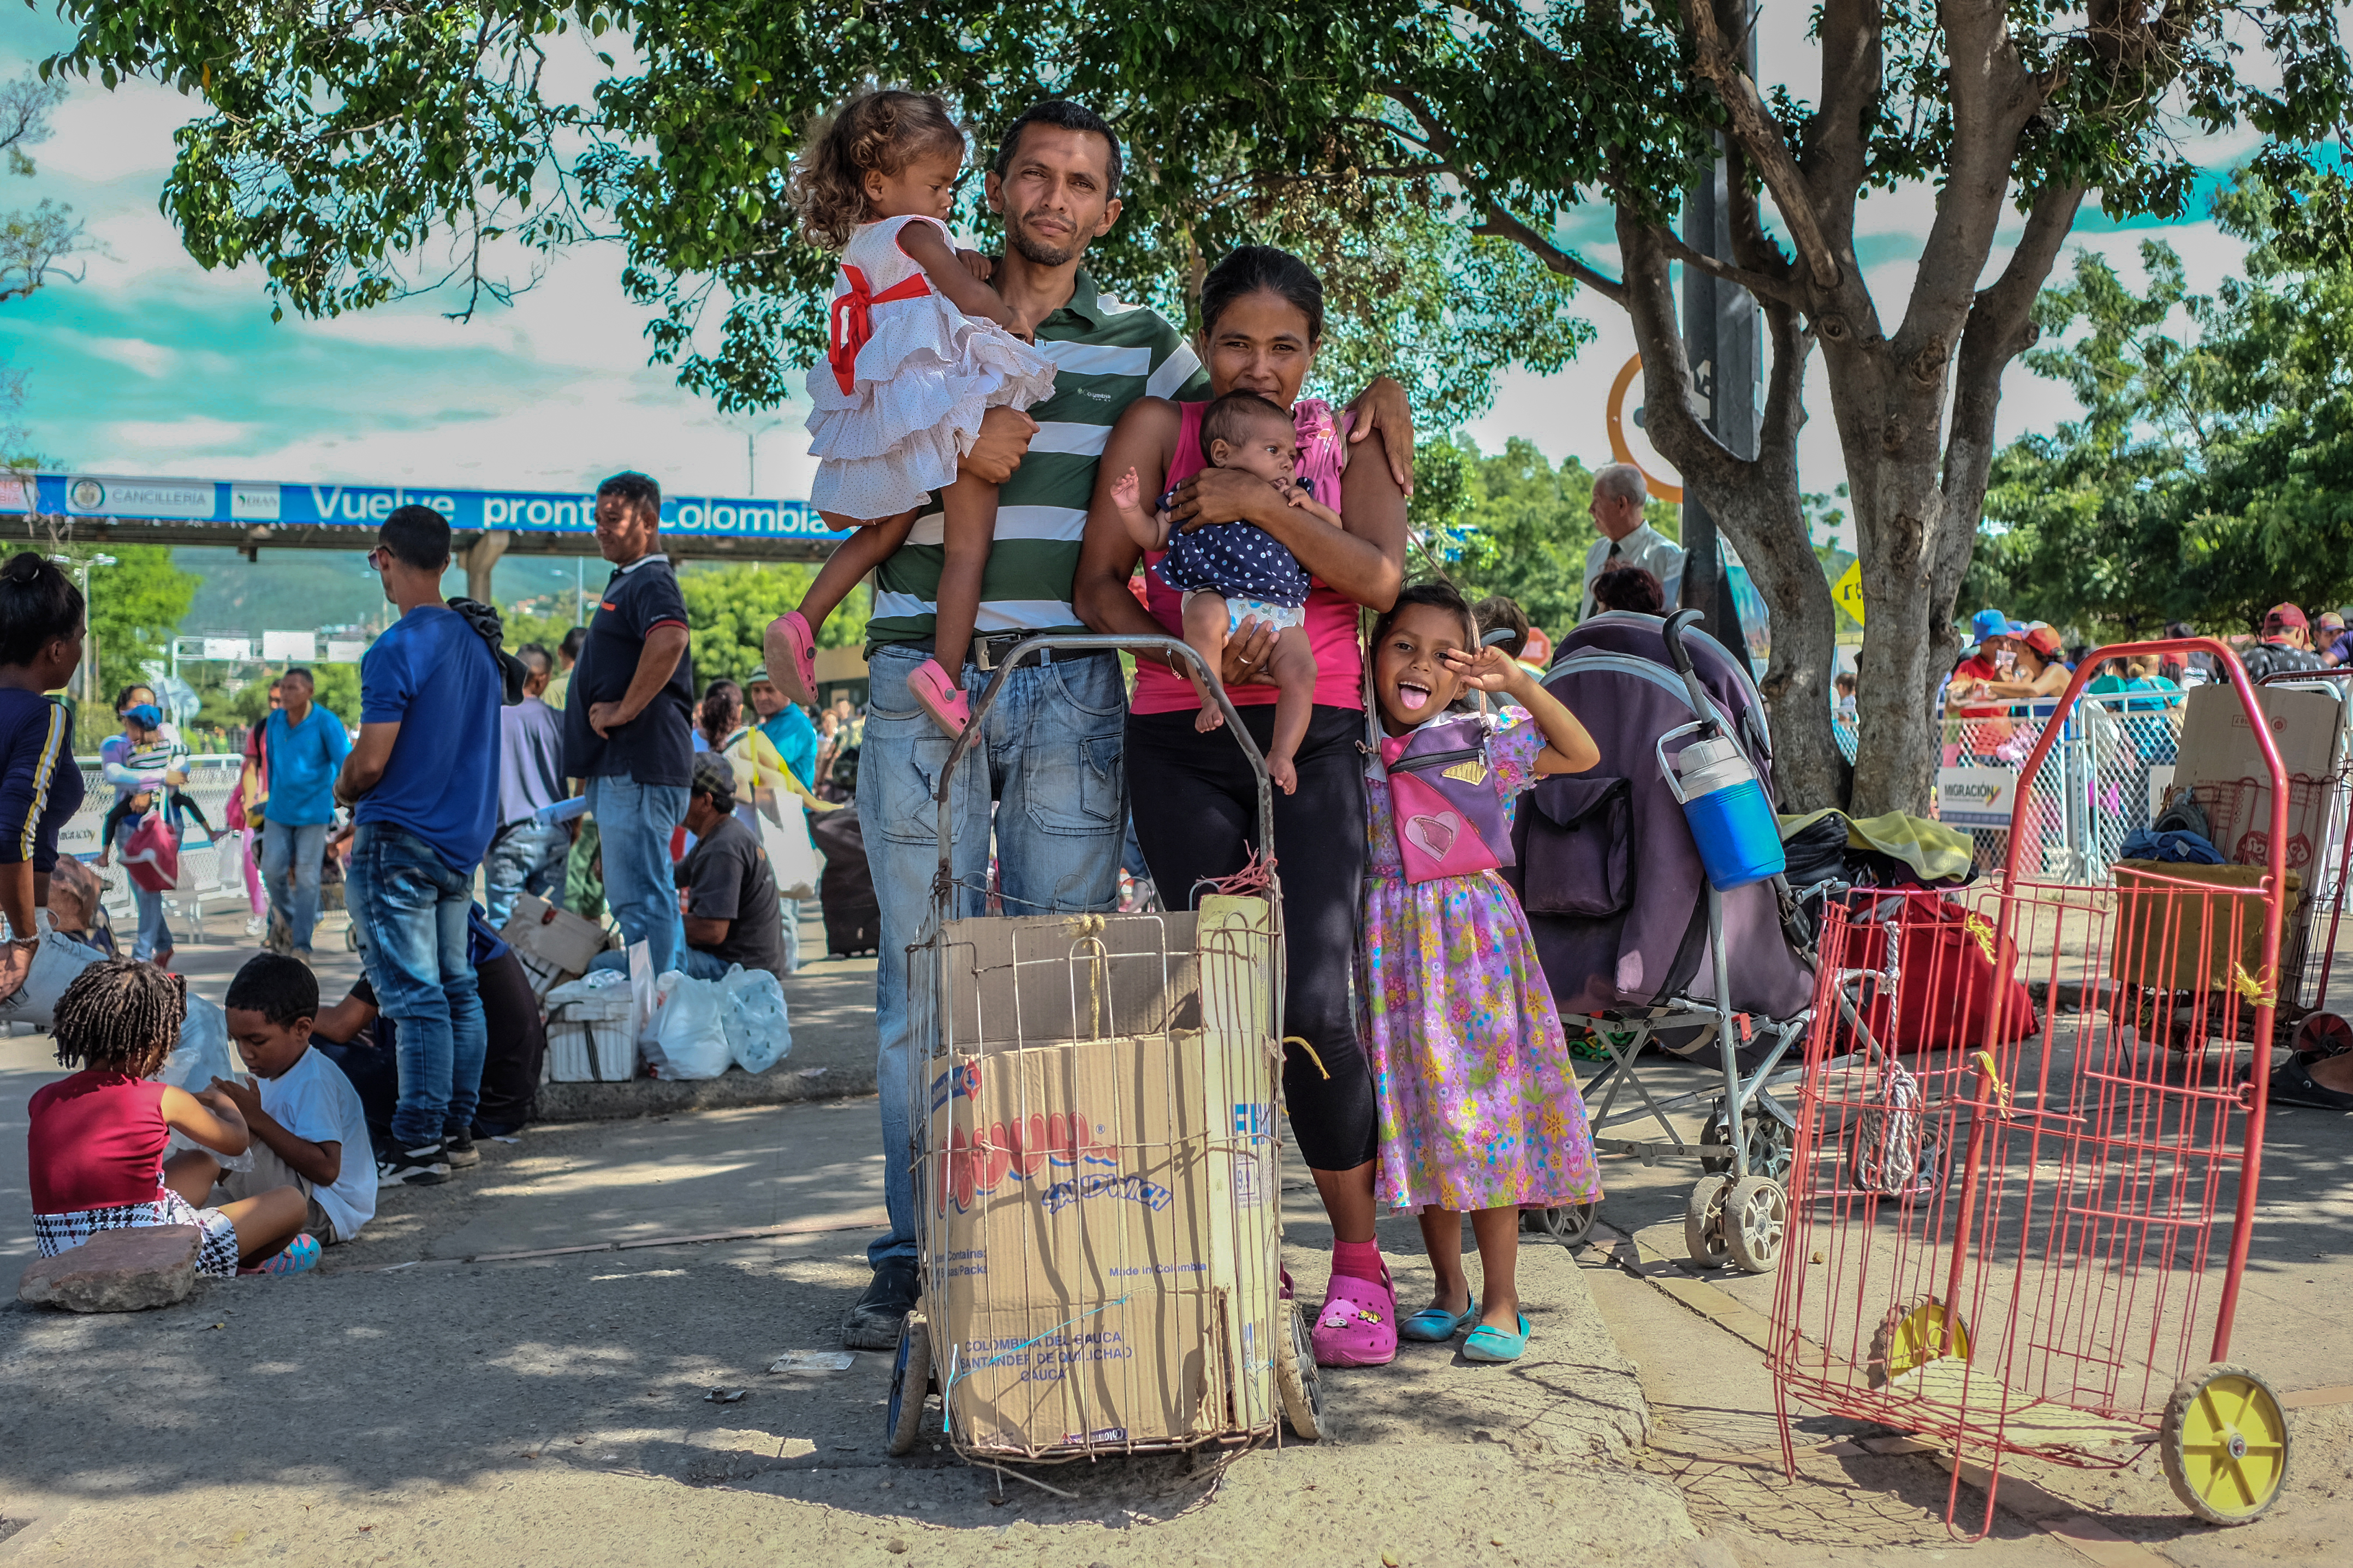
top-left (545, 993), bottom-right (638, 1083)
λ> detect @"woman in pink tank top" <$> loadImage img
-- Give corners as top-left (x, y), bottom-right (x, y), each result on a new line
top-left (1073, 245), bottom-right (1412, 1369)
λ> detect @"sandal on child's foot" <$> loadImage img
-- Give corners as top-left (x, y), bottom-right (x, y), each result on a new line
top-left (766, 611), bottom-right (819, 706)
top-left (1462, 1312), bottom-right (1532, 1363)
top-left (241, 1233), bottom-right (321, 1278)
top-left (907, 659), bottom-right (970, 736)
top-left (1311, 1263), bottom-right (1398, 1367)
top-left (1399, 1303), bottom-right (1478, 1343)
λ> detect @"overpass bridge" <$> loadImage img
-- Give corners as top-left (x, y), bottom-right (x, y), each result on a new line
top-left (0, 471), bottom-right (840, 600)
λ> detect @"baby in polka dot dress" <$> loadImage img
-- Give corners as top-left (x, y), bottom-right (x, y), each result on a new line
top-left (1113, 390), bottom-right (1342, 792)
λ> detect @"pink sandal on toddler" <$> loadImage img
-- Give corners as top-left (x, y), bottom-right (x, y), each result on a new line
top-left (766, 611), bottom-right (819, 707)
top-left (907, 658), bottom-right (970, 736)
top-left (1310, 1257), bottom-right (1399, 1368)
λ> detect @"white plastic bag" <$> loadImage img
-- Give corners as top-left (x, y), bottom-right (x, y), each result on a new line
top-left (651, 971), bottom-right (732, 1080)
top-left (757, 807), bottom-right (820, 903)
top-left (159, 994), bottom-right (253, 1172)
top-left (720, 965), bottom-right (792, 1074)
top-left (0, 909), bottom-right (104, 1028)
top-left (628, 940), bottom-right (659, 1050)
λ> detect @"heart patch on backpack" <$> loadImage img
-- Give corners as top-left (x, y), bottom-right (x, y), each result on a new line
top-left (1403, 810), bottom-right (1461, 861)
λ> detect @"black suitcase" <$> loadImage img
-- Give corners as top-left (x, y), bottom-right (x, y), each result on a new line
top-left (811, 807), bottom-right (880, 957)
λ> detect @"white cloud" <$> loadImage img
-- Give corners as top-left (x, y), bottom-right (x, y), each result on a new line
top-left (97, 415), bottom-right (261, 456)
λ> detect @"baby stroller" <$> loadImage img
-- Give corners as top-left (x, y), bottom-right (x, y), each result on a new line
top-left (1508, 609), bottom-right (1825, 1273)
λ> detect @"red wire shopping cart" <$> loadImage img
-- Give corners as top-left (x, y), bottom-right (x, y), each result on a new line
top-left (1768, 639), bottom-right (2297, 1536)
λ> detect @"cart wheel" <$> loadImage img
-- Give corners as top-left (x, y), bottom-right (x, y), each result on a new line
top-left (2292, 1011), bottom-right (2353, 1059)
top-left (2160, 1362), bottom-right (2292, 1526)
top-left (1684, 1174), bottom-right (1733, 1269)
top-left (1700, 1103), bottom-right (1794, 1184)
top-left (1275, 1298), bottom-right (1323, 1441)
top-left (1724, 1176), bottom-right (1787, 1274)
top-left (1867, 1296), bottom-right (1972, 1389)
top-left (1527, 1201), bottom-right (1597, 1249)
top-left (886, 1311), bottom-right (933, 1457)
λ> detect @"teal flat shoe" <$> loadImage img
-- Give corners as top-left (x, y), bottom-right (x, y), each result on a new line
top-left (1462, 1313), bottom-right (1532, 1363)
top-left (1399, 1304), bottom-right (1477, 1343)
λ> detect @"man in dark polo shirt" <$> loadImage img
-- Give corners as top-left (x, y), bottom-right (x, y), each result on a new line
top-left (564, 470), bottom-right (694, 976)
top-left (823, 99), bottom-right (1413, 1351)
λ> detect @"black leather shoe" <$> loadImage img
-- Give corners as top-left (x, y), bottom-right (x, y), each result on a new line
top-left (842, 1257), bottom-right (920, 1350)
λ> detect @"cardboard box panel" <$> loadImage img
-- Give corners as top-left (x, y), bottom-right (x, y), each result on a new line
top-left (2110, 861), bottom-right (2303, 994)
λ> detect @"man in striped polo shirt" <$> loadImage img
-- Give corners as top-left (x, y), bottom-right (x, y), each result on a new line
top-left (839, 100), bottom-right (1411, 1352)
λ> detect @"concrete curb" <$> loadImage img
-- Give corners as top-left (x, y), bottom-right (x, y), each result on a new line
top-left (533, 1064), bottom-right (877, 1123)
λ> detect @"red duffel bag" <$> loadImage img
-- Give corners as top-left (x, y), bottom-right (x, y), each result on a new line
top-left (1839, 892), bottom-right (2039, 1052)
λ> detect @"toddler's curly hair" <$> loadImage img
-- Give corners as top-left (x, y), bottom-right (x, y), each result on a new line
top-left (52, 959), bottom-right (188, 1078)
top-left (788, 88), bottom-right (967, 251)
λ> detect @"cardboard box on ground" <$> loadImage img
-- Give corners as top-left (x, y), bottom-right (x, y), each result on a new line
top-left (499, 892), bottom-right (613, 998)
top-left (919, 896), bottom-right (1284, 1456)
top-left (2167, 682), bottom-right (2345, 981)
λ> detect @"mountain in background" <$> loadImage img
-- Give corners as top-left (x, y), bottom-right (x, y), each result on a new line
top-left (174, 547), bottom-right (595, 634)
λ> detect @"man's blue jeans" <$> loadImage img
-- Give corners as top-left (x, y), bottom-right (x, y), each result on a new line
top-left (586, 773), bottom-right (687, 976)
top-left (347, 821), bottom-right (486, 1149)
top-left (483, 818), bottom-right (570, 928)
top-left (586, 944), bottom-right (728, 981)
top-left (858, 643), bottom-right (1126, 1268)
top-left (258, 819), bottom-right (329, 951)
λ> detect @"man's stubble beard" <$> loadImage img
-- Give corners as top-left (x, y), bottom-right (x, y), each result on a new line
top-left (1005, 208), bottom-right (1082, 269)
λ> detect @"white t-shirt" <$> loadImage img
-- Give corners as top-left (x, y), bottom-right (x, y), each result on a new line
top-left (262, 1047), bottom-right (377, 1242)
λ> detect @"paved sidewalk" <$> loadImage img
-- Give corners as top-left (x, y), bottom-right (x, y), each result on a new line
top-left (0, 1097), bottom-right (1691, 1567)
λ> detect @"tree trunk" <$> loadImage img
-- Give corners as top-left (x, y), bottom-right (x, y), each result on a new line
top-left (1614, 215), bottom-right (1847, 812)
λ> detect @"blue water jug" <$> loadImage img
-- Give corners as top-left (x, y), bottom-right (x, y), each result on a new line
top-left (1665, 734), bottom-right (1786, 891)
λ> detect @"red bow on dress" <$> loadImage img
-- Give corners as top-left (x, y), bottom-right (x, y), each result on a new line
top-left (828, 264), bottom-right (934, 395)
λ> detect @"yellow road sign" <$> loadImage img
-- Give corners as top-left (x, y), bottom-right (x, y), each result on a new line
top-left (1832, 558), bottom-right (1865, 625)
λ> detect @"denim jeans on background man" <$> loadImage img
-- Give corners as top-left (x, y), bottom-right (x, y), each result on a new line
top-left (482, 817), bottom-right (571, 928)
top-left (584, 773), bottom-right (687, 976)
top-left (858, 642), bottom-right (1127, 1269)
top-left (114, 826), bottom-right (173, 961)
top-left (587, 944), bottom-right (729, 981)
top-left (258, 819), bottom-right (330, 951)
top-left (347, 821), bottom-right (486, 1150)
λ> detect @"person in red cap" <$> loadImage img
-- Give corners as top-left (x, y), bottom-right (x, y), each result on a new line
top-left (2239, 603), bottom-right (2325, 683)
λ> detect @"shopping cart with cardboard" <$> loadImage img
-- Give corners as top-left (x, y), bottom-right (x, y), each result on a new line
top-left (885, 635), bottom-right (1319, 1463)
top-left (1769, 639), bottom-right (2297, 1535)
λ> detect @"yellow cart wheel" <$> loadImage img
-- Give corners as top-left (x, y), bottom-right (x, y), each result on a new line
top-left (1867, 1297), bottom-right (1973, 1390)
top-left (2161, 1362), bottom-right (2291, 1525)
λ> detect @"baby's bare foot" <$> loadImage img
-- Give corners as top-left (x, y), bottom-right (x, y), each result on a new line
top-left (1270, 755), bottom-right (1298, 794)
top-left (1194, 704), bottom-right (1225, 734)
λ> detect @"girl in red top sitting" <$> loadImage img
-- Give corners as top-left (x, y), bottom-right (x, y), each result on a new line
top-left (27, 961), bottom-right (313, 1277)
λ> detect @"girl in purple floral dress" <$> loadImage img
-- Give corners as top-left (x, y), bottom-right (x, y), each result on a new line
top-left (1358, 582), bottom-right (1605, 1364)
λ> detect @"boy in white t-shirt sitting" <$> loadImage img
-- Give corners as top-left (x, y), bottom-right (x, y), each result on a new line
top-left (184, 953), bottom-right (378, 1246)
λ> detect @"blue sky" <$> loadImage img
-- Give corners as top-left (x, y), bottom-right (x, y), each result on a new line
top-left (1, 8), bottom-right (2256, 539)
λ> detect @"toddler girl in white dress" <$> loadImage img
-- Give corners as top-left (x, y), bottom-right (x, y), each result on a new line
top-left (764, 90), bottom-right (1056, 734)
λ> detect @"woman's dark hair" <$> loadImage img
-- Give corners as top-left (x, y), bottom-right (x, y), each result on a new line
top-left (0, 553), bottom-right (83, 670)
top-left (1472, 595), bottom-right (1531, 659)
top-left (52, 960), bottom-right (188, 1077)
top-left (1200, 245), bottom-right (1324, 345)
top-left (1369, 580), bottom-right (1478, 654)
top-left (113, 682), bottom-right (155, 713)
top-left (699, 678), bottom-right (744, 747)
top-left (1591, 565), bottom-right (1665, 615)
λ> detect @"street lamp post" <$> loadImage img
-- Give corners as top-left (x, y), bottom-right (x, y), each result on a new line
top-left (49, 552), bottom-right (117, 703)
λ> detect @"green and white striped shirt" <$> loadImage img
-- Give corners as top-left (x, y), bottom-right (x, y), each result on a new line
top-left (867, 270), bottom-right (1209, 649)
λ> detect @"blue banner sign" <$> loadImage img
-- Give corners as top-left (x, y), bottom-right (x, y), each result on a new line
top-left (0, 472), bottom-right (829, 542)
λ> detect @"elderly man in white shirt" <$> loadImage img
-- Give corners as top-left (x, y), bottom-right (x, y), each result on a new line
top-left (1579, 463), bottom-right (1686, 621)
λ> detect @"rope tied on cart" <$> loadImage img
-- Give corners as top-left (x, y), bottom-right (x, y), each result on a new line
top-left (1194, 847), bottom-right (1279, 902)
top-left (1970, 1050), bottom-right (2013, 1118)
top-left (1058, 915), bottom-right (1113, 1041)
top-left (1282, 1035), bottom-right (1330, 1080)
top-left (2230, 961), bottom-right (2277, 1010)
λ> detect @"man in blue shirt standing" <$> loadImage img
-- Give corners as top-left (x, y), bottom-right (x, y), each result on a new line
top-left (257, 665), bottom-right (350, 962)
top-left (335, 505), bottom-right (504, 1188)
top-left (563, 472), bottom-right (694, 976)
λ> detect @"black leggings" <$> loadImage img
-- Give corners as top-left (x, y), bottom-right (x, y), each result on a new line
top-left (1127, 703), bottom-right (1376, 1171)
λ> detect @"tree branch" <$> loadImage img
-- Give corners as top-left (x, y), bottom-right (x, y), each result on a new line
top-left (1683, 0), bottom-right (1842, 290)
top-left (1616, 214), bottom-right (1743, 489)
top-left (1472, 203), bottom-right (1626, 305)
top-left (1803, 0), bottom-right (1882, 252)
top-left (1651, 224), bottom-right (1805, 309)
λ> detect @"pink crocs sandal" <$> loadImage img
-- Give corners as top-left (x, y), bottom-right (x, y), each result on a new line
top-left (1311, 1259), bottom-right (1398, 1368)
top-left (907, 657), bottom-right (970, 736)
top-left (765, 611), bottom-right (819, 707)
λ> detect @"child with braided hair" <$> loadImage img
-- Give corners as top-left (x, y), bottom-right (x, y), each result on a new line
top-left (26, 961), bottom-right (317, 1277)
